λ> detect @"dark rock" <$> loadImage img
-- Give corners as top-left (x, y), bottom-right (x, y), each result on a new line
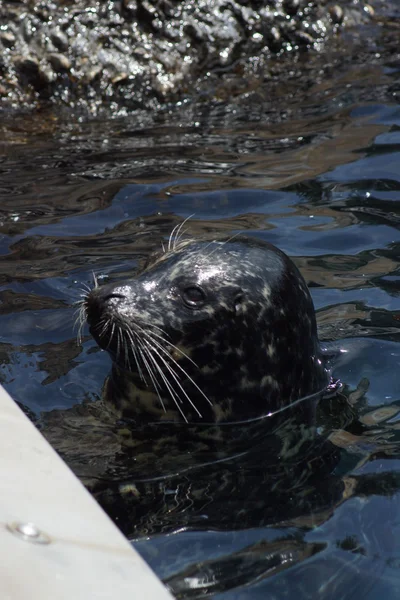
top-left (50, 29), bottom-right (69, 52)
top-left (294, 31), bottom-right (316, 47)
top-left (264, 26), bottom-right (282, 52)
top-left (48, 53), bottom-right (71, 72)
top-left (329, 5), bottom-right (344, 25)
top-left (0, 30), bottom-right (16, 48)
top-left (13, 55), bottom-right (40, 76)
top-left (13, 55), bottom-right (50, 90)
top-left (283, 0), bottom-right (300, 17)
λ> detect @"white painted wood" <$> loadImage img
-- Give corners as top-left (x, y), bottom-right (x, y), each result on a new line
top-left (0, 384), bottom-right (173, 600)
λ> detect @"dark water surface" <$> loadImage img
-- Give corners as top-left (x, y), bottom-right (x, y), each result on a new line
top-left (1, 45), bottom-right (400, 599)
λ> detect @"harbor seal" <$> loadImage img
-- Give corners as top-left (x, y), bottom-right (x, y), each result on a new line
top-left (83, 234), bottom-right (329, 425)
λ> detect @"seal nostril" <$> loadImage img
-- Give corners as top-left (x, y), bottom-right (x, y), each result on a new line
top-left (102, 293), bottom-right (126, 302)
top-left (86, 291), bottom-right (125, 307)
top-left (84, 290), bottom-right (126, 325)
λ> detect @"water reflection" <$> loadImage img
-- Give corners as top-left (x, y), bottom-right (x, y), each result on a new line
top-left (1, 58), bottom-right (400, 599)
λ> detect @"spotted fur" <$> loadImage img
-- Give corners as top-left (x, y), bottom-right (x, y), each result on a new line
top-left (83, 235), bottom-right (329, 424)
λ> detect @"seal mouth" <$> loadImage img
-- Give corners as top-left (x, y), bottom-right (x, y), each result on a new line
top-left (84, 290), bottom-right (126, 341)
top-left (78, 286), bottom-right (213, 422)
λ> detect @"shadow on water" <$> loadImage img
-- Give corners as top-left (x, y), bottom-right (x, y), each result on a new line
top-left (1, 29), bottom-right (400, 600)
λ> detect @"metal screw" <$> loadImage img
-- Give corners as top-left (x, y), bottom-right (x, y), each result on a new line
top-left (7, 522), bottom-right (51, 544)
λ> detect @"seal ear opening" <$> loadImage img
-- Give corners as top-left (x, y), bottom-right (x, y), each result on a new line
top-left (234, 294), bottom-right (245, 314)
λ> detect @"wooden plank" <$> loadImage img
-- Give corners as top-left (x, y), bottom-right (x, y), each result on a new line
top-left (0, 384), bottom-right (173, 600)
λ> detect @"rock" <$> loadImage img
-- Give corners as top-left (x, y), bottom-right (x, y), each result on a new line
top-left (294, 31), bottom-right (316, 47)
top-left (13, 55), bottom-right (50, 89)
top-left (329, 5), bottom-right (344, 25)
top-left (283, 0), bottom-right (300, 17)
top-left (0, 31), bottom-right (16, 48)
top-left (111, 72), bottom-right (129, 84)
top-left (50, 29), bottom-right (69, 52)
top-left (48, 53), bottom-right (71, 72)
top-left (13, 55), bottom-right (40, 75)
top-left (0, 0), bottom-right (378, 113)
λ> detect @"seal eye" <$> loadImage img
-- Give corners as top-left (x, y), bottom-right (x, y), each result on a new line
top-left (182, 286), bottom-right (206, 308)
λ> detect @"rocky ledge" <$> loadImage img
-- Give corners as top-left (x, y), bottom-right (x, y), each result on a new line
top-left (0, 0), bottom-right (375, 114)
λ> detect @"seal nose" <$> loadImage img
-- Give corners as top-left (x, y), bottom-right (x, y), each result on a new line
top-left (85, 287), bottom-right (125, 325)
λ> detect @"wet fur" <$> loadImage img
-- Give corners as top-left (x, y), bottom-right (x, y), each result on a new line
top-left (80, 233), bottom-right (329, 424)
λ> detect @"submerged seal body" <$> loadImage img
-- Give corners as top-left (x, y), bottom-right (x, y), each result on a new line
top-left (84, 235), bottom-right (328, 424)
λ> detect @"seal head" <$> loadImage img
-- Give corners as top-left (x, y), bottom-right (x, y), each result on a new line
top-left (84, 236), bottom-right (328, 423)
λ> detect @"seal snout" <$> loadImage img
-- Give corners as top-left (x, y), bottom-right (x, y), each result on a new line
top-left (85, 287), bottom-right (126, 327)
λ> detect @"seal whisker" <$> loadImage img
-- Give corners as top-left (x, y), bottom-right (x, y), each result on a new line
top-left (106, 321), bottom-right (116, 351)
top-left (144, 340), bottom-right (202, 418)
top-left (137, 336), bottom-right (173, 416)
top-left (73, 304), bottom-right (85, 345)
top-left (72, 303), bottom-right (82, 330)
top-left (78, 303), bottom-right (88, 345)
top-left (165, 354), bottom-right (213, 409)
top-left (173, 221), bottom-right (186, 250)
top-left (220, 232), bottom-right (242, 246)
top-left (79, 282), bottom-right (92, 296)
top-left (74, 289), bottom-right (89, 303)
top-left (96, 317), bottom-right (112, 341)
top-left (167, 215), bottom-right (194, 253)
top-left (139, 345), bottom-right (168, 414)
top-left (131, 325), bottom-right (212, 409)
top-left (117, 332), bottom-right (125, 369)
top-left (116, 327), bottom-right (123, 366)
top-left (121, 326), bottom-right (132, 371)
top-left (91, 317), bottom-right (105, 339)
top-left (103, 318), bottom-right (116, 353)
top-left (124, 325), bottom-right (146, 383)
top-left (138, 346), bottom-right (155, 387)
top-left (142, 331), bottom-right (212, 411)
top-left (173, 214), bottom-right (194, 250)
top-left (168, 222), bottom-right (181, 252)
top-left (174, 213), bottom-right (194, 250)
top-left (204, 232), bottom-right (243, 259)
top-left (144, 345), bottom-right (189, 422)
top-left (128, 321), bottom-right (196, 419)
top-left (92, 271), bottom-right (99, 289)
top-left (142, 322), bottom-right (170, 336)
top-left (72, 285), bottom-right (92, 306)
top-left (136, 324), bottom-right (199, 369)
top-left (120, 323), bottom-right (180, 401)
top-left (175, 227), bottom-right (189, 249)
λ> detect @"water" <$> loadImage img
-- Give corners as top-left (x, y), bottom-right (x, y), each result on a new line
top-left (1, 50), bottom-right (400, 598)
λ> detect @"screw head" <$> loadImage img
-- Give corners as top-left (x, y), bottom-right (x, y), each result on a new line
top-left (7, 522), bottom-right (51, 544)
